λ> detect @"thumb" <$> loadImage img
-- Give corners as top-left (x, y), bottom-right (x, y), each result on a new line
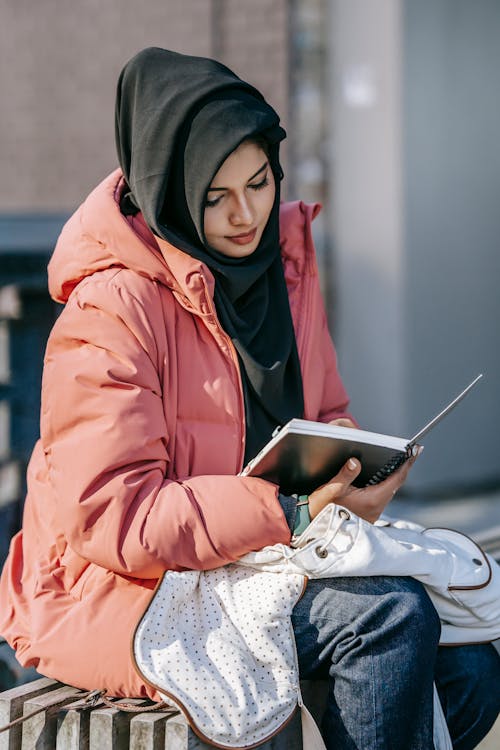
top-left (309, 457), bottom-right (361, 518)
top-left (328, 457), bottom-right (362, 490)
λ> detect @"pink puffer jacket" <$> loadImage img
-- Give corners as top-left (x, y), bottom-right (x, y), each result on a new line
top-left (0, 170), bottom-right (353, 698)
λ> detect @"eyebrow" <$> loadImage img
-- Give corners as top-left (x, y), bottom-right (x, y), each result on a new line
top-left (207, 161), bottom-right (268, 192)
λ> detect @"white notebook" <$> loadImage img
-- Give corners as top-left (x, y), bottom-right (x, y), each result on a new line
top-left (241, 375), bottom-right (483, 494)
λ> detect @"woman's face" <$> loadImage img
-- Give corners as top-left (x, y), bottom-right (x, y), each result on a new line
top-left (203, 140), bottom-right (276, 258)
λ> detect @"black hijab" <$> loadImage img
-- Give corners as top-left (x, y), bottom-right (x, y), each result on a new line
top-left (115, 47), bottom-right (304, 461)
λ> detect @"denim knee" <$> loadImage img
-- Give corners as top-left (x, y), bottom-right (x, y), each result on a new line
top-left (293, 576), bottom-right (440, 749)
top-left (293, 575), bottom-right (441, 676)
top-left (390, 577), bottom-right (441, 651)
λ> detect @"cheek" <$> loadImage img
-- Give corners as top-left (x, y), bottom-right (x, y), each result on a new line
top-left (203, 209), bottom-right (210, 237)
top-left (261, 188), bottom-right (276, 223)
top-left (203, 208), bottom-right (220, 239)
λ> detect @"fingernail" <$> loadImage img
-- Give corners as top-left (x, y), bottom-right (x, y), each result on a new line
top-left (348, 458), bottom-right (357, 470)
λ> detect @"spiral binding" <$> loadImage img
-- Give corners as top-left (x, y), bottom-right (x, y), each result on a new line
top-left (366, 445), bottom-right (412, 486)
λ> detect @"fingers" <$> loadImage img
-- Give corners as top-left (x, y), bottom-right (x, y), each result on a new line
top-left (308, 458), bottom-right (362, 519)
top-left (307, 444), bottom-right (423, 523)
top-left (396, 444), bottom-right (423, 478)
top-left (378, 444), bottom-right (423, 496)
top-left (329, 418), bottom-right (357, 429)
top-left (333, 457), bottom-right (362, 488)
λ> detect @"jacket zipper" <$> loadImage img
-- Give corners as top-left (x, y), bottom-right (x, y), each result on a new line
top-left (175, 259), bottom-right (316, 466)
top-left (196, 272), bottom-right (247, 472)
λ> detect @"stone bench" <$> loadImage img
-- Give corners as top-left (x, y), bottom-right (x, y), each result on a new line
top-left (0, 676), bottom-right (327, 749)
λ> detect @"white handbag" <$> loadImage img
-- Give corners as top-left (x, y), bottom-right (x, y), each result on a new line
top-left (133, 504), bottom-right (500, 748)
top-left (239, 503), bottom-right (500, 645)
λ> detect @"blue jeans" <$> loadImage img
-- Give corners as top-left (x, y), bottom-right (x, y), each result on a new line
top-left (292, 576), bottom-right (500, 749)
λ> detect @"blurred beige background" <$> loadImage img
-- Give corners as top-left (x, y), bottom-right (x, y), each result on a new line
top-left (0, 0), bottom-right (291, 210)
top-left (1, 0), bottom-right (499, 502)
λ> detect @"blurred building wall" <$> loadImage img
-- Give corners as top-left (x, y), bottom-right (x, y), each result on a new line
top-left (328, 0), bottom-right (404, 431)
top-left (3, 0), bottom-right (499, 504)
top-left (0, 0), bottom-right (292, 567)
top-left (328, 0), bottom-right (500, 494)
top-left (0, 0), bottom-right (290, 211)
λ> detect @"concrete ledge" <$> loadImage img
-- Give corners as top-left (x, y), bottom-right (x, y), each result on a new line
top-left (0, 677), bottom-right (324, 749)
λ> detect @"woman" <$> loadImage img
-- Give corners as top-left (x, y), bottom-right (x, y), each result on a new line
top-left (0, 48), bottom-right (498, 749)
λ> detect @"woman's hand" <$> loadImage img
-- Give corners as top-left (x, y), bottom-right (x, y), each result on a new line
top-left (329, 417), bottom-right (357, 429)
top-left (308, 447), bottom-right (422, 524)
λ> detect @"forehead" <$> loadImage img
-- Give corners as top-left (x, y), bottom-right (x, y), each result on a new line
top-left (209, 141), bottom-right (267, 186)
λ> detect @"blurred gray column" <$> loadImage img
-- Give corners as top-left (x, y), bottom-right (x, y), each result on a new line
top-left (0, 216), bottom-right (63, 567)
top-left (328, 0), bottom-right (500, 494)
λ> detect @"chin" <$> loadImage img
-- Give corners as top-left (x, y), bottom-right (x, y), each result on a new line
top-left (224, 244), bottom-right (258, 258)
top-left (210, 234), bottom-right (261, 258)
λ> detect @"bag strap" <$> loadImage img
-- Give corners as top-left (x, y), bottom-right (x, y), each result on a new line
top-left (0, 688), bottom-right (177, 734)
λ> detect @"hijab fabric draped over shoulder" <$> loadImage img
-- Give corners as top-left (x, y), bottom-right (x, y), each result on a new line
top-left (115, 47), bottom-right (304, 462)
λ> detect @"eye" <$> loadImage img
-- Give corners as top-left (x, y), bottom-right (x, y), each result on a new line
top-left (248, 176), bottom-right (270, 192)
top-left (204, 193), bottom-right (223, 208)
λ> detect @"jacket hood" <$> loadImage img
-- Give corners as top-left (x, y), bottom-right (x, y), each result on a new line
top-left (48, 170), bottom-right (321, 305)
top-left (48, 170), bottom-right (208, 304)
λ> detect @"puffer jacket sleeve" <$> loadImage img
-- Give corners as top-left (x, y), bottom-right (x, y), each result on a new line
top-left (40, 271), bottom-right (291, 579)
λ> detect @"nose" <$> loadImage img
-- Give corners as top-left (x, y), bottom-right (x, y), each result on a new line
top-left (229, 194), bottom-right (253, 226)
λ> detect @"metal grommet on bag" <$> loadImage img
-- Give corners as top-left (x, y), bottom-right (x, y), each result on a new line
top-left (315, 545), bottom-right (328, 559)
top-left (338, 509), bottom-right (350, 520)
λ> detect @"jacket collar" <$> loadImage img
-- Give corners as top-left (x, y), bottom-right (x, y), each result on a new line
top-left (48, 170), bottom-right (319, 312)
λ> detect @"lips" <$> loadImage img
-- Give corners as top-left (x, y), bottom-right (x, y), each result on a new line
top-left (225, 228), bottom-right (257, 246)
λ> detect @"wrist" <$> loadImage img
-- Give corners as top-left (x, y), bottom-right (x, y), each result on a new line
top-left (293, 495), bottom-right (311, 535)
top-left (307, 492), bottom-right (325, 520)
